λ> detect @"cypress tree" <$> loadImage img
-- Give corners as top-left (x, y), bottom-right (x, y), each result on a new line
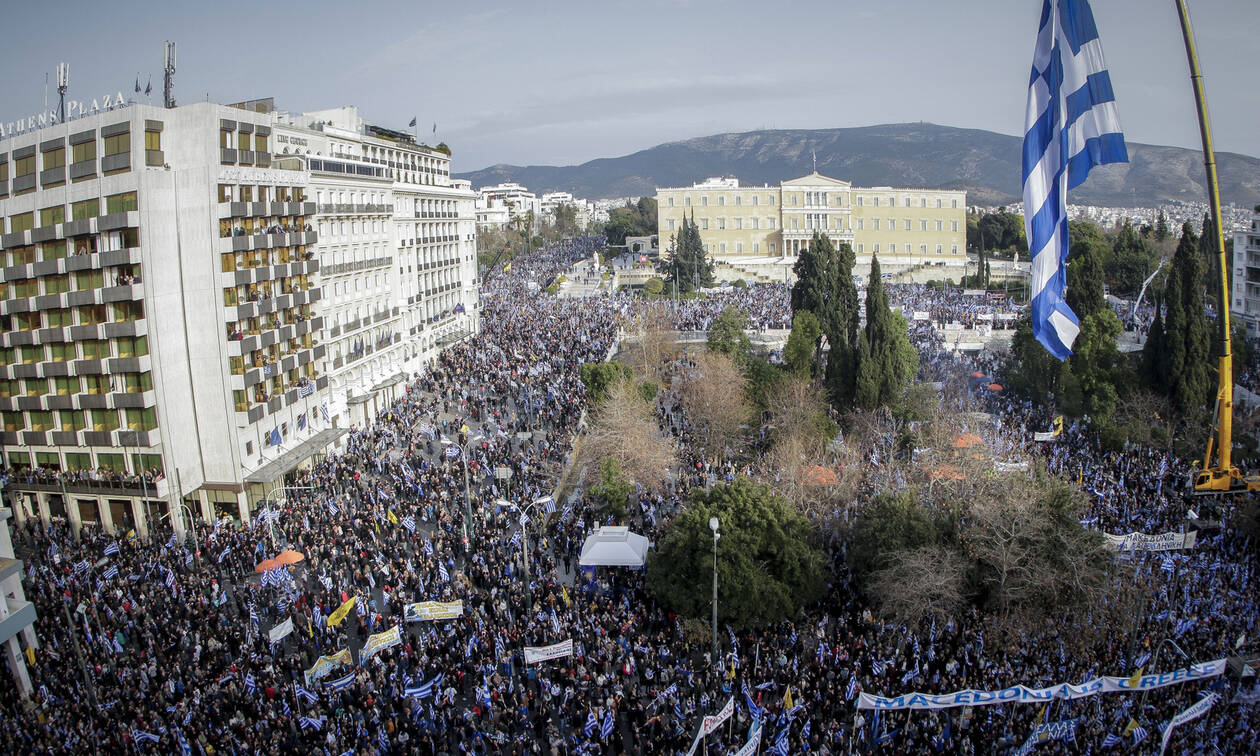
top-left (852, 256), bottom-right (917, 409)
top-left (667, 213), bottom-right (714, 293)
top-left (1141, 294), bottom-right (1166, 389)
top-left (1066, 234), bottom-right (1106, 321)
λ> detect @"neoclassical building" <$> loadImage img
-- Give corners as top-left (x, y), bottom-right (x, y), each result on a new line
top-left (656, 173), bottom-right (967, 263)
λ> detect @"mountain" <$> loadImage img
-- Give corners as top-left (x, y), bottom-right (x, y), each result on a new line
top-left (456, 123), bottom-right (1260, 209)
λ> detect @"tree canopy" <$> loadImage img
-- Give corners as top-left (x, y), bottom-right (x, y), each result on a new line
top-left (647, 477), bottom-right (825, 629)
top-left (666, 214), bottom-right (715, 293)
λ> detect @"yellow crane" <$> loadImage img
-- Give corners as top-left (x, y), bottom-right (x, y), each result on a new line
top-left (1177, 1), bottom-right (1260, 494)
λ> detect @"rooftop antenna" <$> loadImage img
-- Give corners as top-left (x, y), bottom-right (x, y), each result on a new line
top-left (163, 41), bottom-right (176, 109)
top-left (56, 62), bottom-right (69, 122)
top-left (812, 148), bottom-right (817, 174)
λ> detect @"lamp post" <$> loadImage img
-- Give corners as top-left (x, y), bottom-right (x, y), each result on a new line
top-left (442, 434), bottom-right (484, 550)
top-left (504, 495), bottom-right (549, 612)
top-left (260, 485), bottom-right (313, 550)
top-left (121, 429), bottom-right (152, 541)
top-left (709, 516), bottom-right (720, 664)
top-left (1141, 638), bottom-right (1188, 707)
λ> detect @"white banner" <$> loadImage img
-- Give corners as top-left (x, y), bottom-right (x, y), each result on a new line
top-left (523, 639), bottom-right (573, 665)
top-left (733, 721), bottom-right (762, 756)
top-left (268, 617), bottom-right (294, 644)
top-left (403, 601), bottom-right (464, 622)
top-left (857, 658), bottom-right (1226, 711)
top-left (1103, 530), bottom-right (1197, 552)
top-left (912, 311), bottom-right (929, 321)
top-left (685, 697), bottom-right (735, 756)
top-left (1160, 693), bottom-right (1218, 755)
top-left (1033, 431), bottom-right (1057, 442)
top-left (360, 625), bottom-right (402, 663)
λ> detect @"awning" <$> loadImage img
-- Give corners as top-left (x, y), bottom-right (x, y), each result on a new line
top-left (578, 526), bottom-right (650, 568)
top-left (244, 427), bottom-right (347, 484)
top-left (372, 372), bottom-right (406, 392)
top-left (436, 328), bottom-right (472, 346)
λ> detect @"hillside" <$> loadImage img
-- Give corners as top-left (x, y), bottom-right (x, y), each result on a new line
top-left (456, 123), bottom-right (1260, 208)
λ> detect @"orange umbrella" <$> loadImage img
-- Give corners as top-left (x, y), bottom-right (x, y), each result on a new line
top-left (255, 558), bottom-right (281, 573)
top-left (970, 371), bottom-right (986, 378)
top-left (952, 432), bottom-right (983, 448)
top-left (988, 383), bottom-right (1003, 391)
top-left (275, 549), bottom-right (305, 566)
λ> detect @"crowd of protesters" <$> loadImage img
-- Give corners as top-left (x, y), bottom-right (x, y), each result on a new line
top-left (1, 237), bottom-right (1257, 755)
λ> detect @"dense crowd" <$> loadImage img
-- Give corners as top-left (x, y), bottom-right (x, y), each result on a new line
top-left (1, 238), bottom-right (1257, 755)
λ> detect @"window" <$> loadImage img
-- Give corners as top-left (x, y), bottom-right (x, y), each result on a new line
top-left (14, 154), bottom-right (35, 179)
top-left (237, 132), bottom-right (250, 151)
top-left (936, 221), bottom-right (944, 231)
top-left (667, 219), bottom-right (675, 231)
top-left (46, 310), bottom-right (73, 328)
top-left (768, 242), bottom-right (776, 254)
top-left (19, 346), bottom-right (43, 364)
top-left (9, 212), bottom-right (34, 232)
top-left (105, 191), bottom-right (137, 214)
top-left (873, 197), bottom-right (880, 207)
top-left (904, 219), bottom-right (912, 231)
top-left (736, 242), bottom-right (743, 254)
top-left (718, 217), bottom-right (725, 230)
top-left (112, 301), bottom-right (143, 322)
top-left (751, 218), bottom-right (759, 230)
top-left (718, 195), bottom-right (725, 206)
top-left (873, 244), bottom-right (880, 253)
top-left (42, 241), bottom-right (66, 262)
top-left (888, 244), bottom-right (897, 254)
top-left (753, 243), bottom-right (759, 253)
top-left (234, 390), bottom-right (249, 412)
top-left (684, 196), bottom-right (690, 207)
top-left (701, 196), bottom-right (708, 206)
top-left (75, 271), bottom-right (105, 290)
top-left (23, 378), bottom-right (47, 396)
top-left (920, 244), bottom-right (928, 253)
top-left (59, 411), bottom-right (85, 432)
top-left (767, 218), bottom-right (775, 229)
top-left (83, 375), bottom-right (109, 394)
top-left (29, 411), bottom-right (55, 431)
top-left (667, 196), bottom-right (674, 207)
top-left (90, 409), bottom-right (119, 432)
top-left (872, 219), bottom-right (880, 230)
top-left (72, 198), bottom-right (99, 220)
top-left (72, 140), bottom-right (95, 165)
top-left (81, 340), bottom-right (111, 359)
top-left (951, 245), bottom-right (959, 254)
top-left (735, 196), bottom-right (741, 206)
top-left (937, 244), bottom-right (944, 253)
top-left (920, 220), bottom-right (928, 231)
top-left (116, 336), bottom-right (148, 357)
top-left (218, 184), bottom-right (232, 203)
top-left (2, 412), bottom-right (24, 432)
top-left (857, 244), bottom-right (864, 253)
top-left (103, 132), bottom-right (130, 157)
top-left (40, 205), bottom-right (65, 227)
top-left (951, 221), bottom-right (959, 232)
top-left (54, 376), bottom-right (79, 395)
top-left (720, 242), bottom-right (727, 254)
top-left (951, 199), bottom-right (958, 209)
top-left (125, 408), bottom-right (157, 431)
top-left (44, 147), bottom-right (65, 171)
top-left (857, 219), bottom-right (864, 230)
top-left (700, 218), bottom-right (708, 230)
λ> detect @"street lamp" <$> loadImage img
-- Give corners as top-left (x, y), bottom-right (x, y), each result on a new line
top-left (709, 516), bottom-right (720, 664)
top-left (504, 495), bottom-right (550, 612)
top-left (441, 434), bottom-right (484, 550)
top-left (260, 485), bottom-right (314, 550)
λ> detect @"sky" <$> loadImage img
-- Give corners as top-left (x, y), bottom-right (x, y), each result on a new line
top-left (2, 0), bottom-right (1257, 174)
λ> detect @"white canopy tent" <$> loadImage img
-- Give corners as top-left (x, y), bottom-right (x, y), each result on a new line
top-left (578, 526), bottom-right (650, 568)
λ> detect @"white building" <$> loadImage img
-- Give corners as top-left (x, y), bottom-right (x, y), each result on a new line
top-left (1231, 207), bottom-right (1260, 337)
top-left (478, 182), bottom-right (540, 225)
top-left (0, 503), bottom-right (36, 696)
top-left (0, 97), bottom-right (478, 535)
top-left (475, 196), bottom-right (511, 230)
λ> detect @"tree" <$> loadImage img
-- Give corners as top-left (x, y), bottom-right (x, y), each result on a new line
top-left (582, 377), bottom-right (677, 491)
top-left (783, 310), bottom-right (822, 377)
top-left (868, 546), bottom-right (967, 625)
top-left (666, 214), bottom-right (714, 293)
top-left (643, 277), bottom-right (664, 296)
top-left (1066, 228), bottom-right (1107, 321)
top-left (1005, 314), bottom-right (1069, 405)
top-left (647, 477), bottom-right (825, 629)
top-left (1148, 223), bottom-right (1213, 414)
top-left (848, 490), bottom-right (938, 579)
top-left (589, 457), bottom-right (634, 522)
top-left (854, 257), bottom-right (918, 410)
top-left (678, 350), bottom-right (753, 460)
top-left (580, 361), bottom-right (633, 405)
top-left (1108, 222), bottom-right (1160, 299)
top-left (790, 235), bottom-right (862, 409)
top-left (1155, 209), bottom-right (1170, 242)
top-left (976, 209), bottom-right (1028, 253)
top-left (706, 305), bottom-right (752, 364)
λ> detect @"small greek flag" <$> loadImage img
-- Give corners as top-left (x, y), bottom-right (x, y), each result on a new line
top-left (217, 547), bottom-right (231, 564)
top-left (175, 728), bottom-right (192, 756)
top-left (244, 673), bottom-right (257, 694)
top-left (104, 542), bottom-right (120, 557)
top-left (445, 444), bottom-right (460, 459)
top-left (438, 562), bottom-right (450, 582)
top-left (75, 560), bottom-right (90, 576)
top-left (423, 538), bottom-right (434, 556)
top-left (294, 683), bottom-right (317, 704)
top-left (401, 515), bottom-right (416, 533)
top-left (601, 710), bottom-right (614, 739)
top-left (1161, 557), bottom-right (1177, 573)
top-left (326, 672), bottom-right (355, 692)
top-left (404, 672), bottom-right (443, 699)
top-left (131, 729), bottom-right (160, 744)
top-left (249, 605), bottom-right (259, 629)
top-left (1130, 724), bottom-right (1148, 744)
top-left (846, 675), bottom-right (858, 700)
top-left (584, 711), bottom-right (598, 737)
top-left (102, 565), bottom-right (119, 580)
top-left (1102, 733), bottom-right (1120, 748)
top-left (299, 716), bottom-right (325, 731)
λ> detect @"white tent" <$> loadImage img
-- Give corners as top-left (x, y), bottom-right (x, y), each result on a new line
top-left (578, 526), bottom-right (650, 568)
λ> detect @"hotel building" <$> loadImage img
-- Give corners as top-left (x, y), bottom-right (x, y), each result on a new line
top-left (0, 98), bottom-right (477, 537)
top-left (657, 173), bottom-right (967, 276)
top-left (1231, 207), bottom-right (1260, 337)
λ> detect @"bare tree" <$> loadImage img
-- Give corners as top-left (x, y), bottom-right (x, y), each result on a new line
top-left (868, 546), bottom-right (967, 625)
top-left (624, 306), bottom-right (676, 382)
top-left (676, 350), bottom-right (753, 461)
top-left (581, 377), bottom-right (678, 490)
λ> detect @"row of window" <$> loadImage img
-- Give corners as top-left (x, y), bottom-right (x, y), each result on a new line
top-left (0, 335), bottom-right (148, 364)
top-left (856, 218), bottom-right (960, 232)
top-left (2, 192), bottom-right (138, 235)
top-left (3, 133), bottom-right (145, 196)
top-left (7, 450), bottom-right (162, 476)
top-left (219, 131), bottom-right (270, 154)
top-left (216, 183), bottom-right (305, 204)
top-left (665, 193), bottom-right (962, 209)
top-left (0, 372), bottom-right (151, 398)
top-left (856, 243), bottom-right (960, 255)
top-left (2, 407), bottom-right (155, 433)
top-left (219, 244), bottom-right (312, 272)
top-left (2, 266), bottom-right (141, 300)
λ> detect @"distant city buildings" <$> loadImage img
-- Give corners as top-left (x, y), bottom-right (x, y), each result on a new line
top-left (1232, 207), bottom-right (1260, 337)
top-left (656, 173), bottom-right (967, 263)
top-left (973, 201), bottom-right (1252, 234)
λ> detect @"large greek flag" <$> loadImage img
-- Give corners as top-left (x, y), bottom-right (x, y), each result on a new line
top-left (1022, 0), bottom-right (1127, 359)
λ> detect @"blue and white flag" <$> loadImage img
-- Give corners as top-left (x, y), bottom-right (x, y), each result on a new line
top-left (131, 729), bottom-right (160, 744)
top-left (584, 711), bottom-right (598, 738)
top-left (217, 547), bottom-right (231, 564)
top-left (102, 565), bottom-right (119, 580)
top-left (299, 716), bottom-right (325, 731)
top-left (445, 444), bottom-right (460, 459)
top-left (438, 561), bottom-right (450, 582)
top-left (294, 683), bottom-right (317, 704)
top-left (244, 672), bottom-right (257, 694)
top-left (601, 710), bottom-right (615, 739)
top-left (104, 541), bottom-right (120, 557)
top-left (175, 728), bottom-right (193, 756)
top-left (1022, 0), bottom-right (1127, 359)
top-left (326, 672), bottom-right (355, 692)
top-left (405, 672), bottom-right (444, 699)
top-left (401, 515), bottom-right (416, 533)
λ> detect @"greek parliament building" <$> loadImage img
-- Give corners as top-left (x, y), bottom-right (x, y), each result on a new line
top-left (656, 174), bottom-right (967, 277)
top-left (0, 97), bottom-right (479, 538)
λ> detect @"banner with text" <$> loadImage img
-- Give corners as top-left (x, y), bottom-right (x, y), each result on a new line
top-left (1160, 693), bottom-right (1218, 755)
top-left (523, 639), bottom-right (573, 665)
top-left (404, 601), bottom-right (464, 622)
top-left (304, 648), bottom-right (354, 685)
top-left (856, 658), bottom-right (1226, 711)
top-left (685, 697), bottom-right (735, 756)
top-left (360, 625), bottom-right (402, 663)
top-left (1103, 530), bottom-right (1197, 553)
top-left (268, 617), bottom-right (294, 644)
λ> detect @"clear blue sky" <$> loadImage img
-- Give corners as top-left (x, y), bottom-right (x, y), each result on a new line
top-left (1, 0), bottom-right (1255, 172)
